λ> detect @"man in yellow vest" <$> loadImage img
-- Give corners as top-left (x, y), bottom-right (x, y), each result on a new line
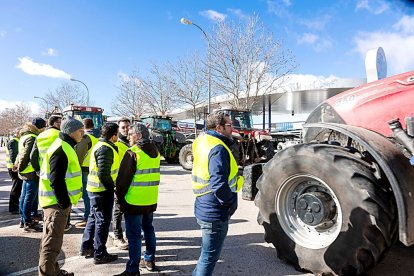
top-left (192, 111), bottom-right (244, 276)
top-left (114, 123), bottom-right (160, 276)
top-left (6, 127), bottom-right (22, 214)
top-left (112, 117), bottom-right (131, 250)
top-left (80, 122), bottom-right (120, 264)
top-left (38, 116), bottom-right (84, 276)
top-left (16, 117), bottom-right (46, 232)
top-left (74, 118), bottom-right (99, 227)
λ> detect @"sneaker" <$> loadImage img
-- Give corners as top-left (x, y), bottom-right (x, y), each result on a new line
top-left (94, 253), bottom-right (118, 264)
top-left (23, 222), bottom-right (42, 232)
top-left (79, 247), bottom-right (94, 258)
top-left (139, 259), bottom-right (155, 271)
top-left (19, 220), bottom-right (24, 228)
top-left (58, 269), bottom-right (74, 276)
top-left (75, 220), bottom-right (87, 228)
top-left (113, 238), bottom-right (128, 250)
top-left (64, 223), bottom-right (72, 232)
top-left (113, 271), bottom-right (140, 276)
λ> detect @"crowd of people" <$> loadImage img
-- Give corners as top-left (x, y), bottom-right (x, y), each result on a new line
top-left (5, 111), bottom-right (243, 276)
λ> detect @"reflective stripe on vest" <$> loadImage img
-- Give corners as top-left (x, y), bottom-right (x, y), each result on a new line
top-left (39, 138), bottom-right (83, 207)
top-left (18, 133), bottom-right (37, 174)
top-left (124, 145), bottom-right (160, 206)
top-left (6, 137), bottom-right (19, 169)
top-left (36, 128), bottom-right (60, 167)
top-left (81, 133), bottom-right (99, 168)
top-left (115, 140), bottom-right (129, 163)
top-left (86, 141), bottom-right (119, 192)
top-left (191, 134), bottom-right (244, 197)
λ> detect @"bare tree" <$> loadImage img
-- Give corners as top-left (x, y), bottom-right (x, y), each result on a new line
top-left (141, 62), bottom-right (177, 115)
top-left (42, 82), bottom-right (87, 111)
top-left (111, 71), bottom-right (148, 119)
top-left (209, 15), bottom-right (297, 110)
top-left (0, 103), bottom-right (33, 135)
top-left (168, 53), bottom-right (207, 134)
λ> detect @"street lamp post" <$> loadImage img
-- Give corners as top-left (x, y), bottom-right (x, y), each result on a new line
top-left (70, 78), bottom-right (90, 106)
top-left (180, 17), bottom-right (211, 114)
top-left (34, 96), bottom-right (49, 113)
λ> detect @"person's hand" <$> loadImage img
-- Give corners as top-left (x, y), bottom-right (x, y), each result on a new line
top-left (12, 165), bottom-right (18, 172)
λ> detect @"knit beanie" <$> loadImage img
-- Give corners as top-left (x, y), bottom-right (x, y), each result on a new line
top-left (32, 117), bottom-right (46, 129)
top-left (61, 116), bottom-right (84, 135)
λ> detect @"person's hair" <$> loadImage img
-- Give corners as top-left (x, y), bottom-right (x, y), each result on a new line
top-left (117, 117), bottom-right (131, 124)
top-left (101, 122), bottom-right (119, 139)
top-left (48, 115), bottom-right (62, 127)
top-left (206, 111), bottom-right (229, 130)
top-left (83, 118), bottom-right (94, 129)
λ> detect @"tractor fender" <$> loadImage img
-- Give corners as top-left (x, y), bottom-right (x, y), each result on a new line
top-left (304, 122), bottom-right (414, 246)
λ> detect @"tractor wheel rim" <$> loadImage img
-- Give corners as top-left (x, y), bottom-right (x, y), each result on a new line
top-left (275, 174), bottom-right (342, 249)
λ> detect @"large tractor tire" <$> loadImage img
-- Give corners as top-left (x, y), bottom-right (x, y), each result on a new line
top-left (255, 143), bottom-right (397, 275)
top-left (179, 144), bottom-right (193, 170)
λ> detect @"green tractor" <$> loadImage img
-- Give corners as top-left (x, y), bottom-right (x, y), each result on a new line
top-left (140, 115), bottom-right (187, 164)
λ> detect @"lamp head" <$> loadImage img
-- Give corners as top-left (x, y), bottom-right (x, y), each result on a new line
top-left (180, 18), bottom-right (192, 25)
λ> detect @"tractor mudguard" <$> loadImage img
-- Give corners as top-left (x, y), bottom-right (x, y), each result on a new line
top-left (305, 122), bottom-right (414, 246)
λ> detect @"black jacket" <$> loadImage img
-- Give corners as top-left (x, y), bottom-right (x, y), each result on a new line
top-left (49, 132), bottom-right (78, 209)
top-left (7, 138), bottom-right (19, 165)
top-left (95, 138), bottom-right (118, 191)
top-left (116, 141), bottom-right (159, 214)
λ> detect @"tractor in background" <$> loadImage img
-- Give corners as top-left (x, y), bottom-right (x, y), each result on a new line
top-left (140, 115), bottom-right (187, 164)
top-left (61, 104), bottom-right (104, 136)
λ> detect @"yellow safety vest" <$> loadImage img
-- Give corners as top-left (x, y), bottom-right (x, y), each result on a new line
top-left (18, 133), bottom-right (37, 174)
top-left (36, 128), bottom-right (60, 167)
top-left (115, 140), bottom-right (129, 163)
top-left (87, 141), bottom-right (119, 192)
top-left (39, 138), bottom-right (83, 207)
top-left (192, 134), bottom-right (244, 197)
top-left (81, 133), bottom-right (99, 168)
top-left (125, 145), bottom-right (160, 206)
top-left (6, 137), bottom-right (19, 169)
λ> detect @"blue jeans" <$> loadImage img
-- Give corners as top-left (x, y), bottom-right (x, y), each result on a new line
top-left (81, 171), bottom-right (90, 220)
top-left (81, 191), bottom-right (114, 258)
top-left (19, 179), bottom-right (39, 224)
top-left (193, 219), bottom-right (229, 276)
top-left (124, 212), bottom-right (156, 273)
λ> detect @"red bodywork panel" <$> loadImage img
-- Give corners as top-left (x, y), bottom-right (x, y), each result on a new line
top-left (326, 71), bottom-right (414, 137)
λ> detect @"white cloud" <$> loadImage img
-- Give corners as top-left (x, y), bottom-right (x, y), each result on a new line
top-left (0, 30), bottom-right (6, 38)
top-left (298, 33), bottom-right (318, 44)
top-left (297, 33), bottom-right (333, 52)
top-left (199, 10), bottom-right (227, 22)
top-left (267, 0), bottom-right (292, 18)
top-left (0, 99), bottom-right (40, 113)
top-left (227, 8), bottom-right (247, 19)
top-left (354, 15), bottom-right (414, 74)
top-left (16, 57), bottom-right (71, 79)
top-left (42, 48), bottom-right (58, 57)
top-left (356, 0), bottom-right (389, 15)
top-left (299, 15), bottom-right (331, 30)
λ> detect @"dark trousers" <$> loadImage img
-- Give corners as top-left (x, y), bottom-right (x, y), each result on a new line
top-left (81, 190), bottom-right (114, 258)
top-left (112, 197), bottom-right (124, 239)
top-left (8, 169), bottom-right (23, 212)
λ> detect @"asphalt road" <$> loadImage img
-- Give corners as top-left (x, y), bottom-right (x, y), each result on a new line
top-left (0, 147), bottom-right (414, 276)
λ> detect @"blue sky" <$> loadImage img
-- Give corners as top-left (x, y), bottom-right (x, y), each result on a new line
top-left (1, 0), bottom-right (413, 115)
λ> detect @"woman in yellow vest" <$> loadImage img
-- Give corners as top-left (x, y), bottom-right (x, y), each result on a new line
top-left (38, 116), bottom-right (84, 276)
top-left (80, 122), bottom-right (120, 265)
top-left (114, 123), bottom-right (160, 276)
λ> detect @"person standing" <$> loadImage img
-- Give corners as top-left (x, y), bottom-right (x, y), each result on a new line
top-left (38, 116), bottom-right (84, 276)
top-left (114, 123), bottom-right (160, 276)
top-left (80, 122), bottom-right (119, 264)
top-left (191, 111), bottom-right (244, 276)
top-left (74, 118), bottom-right (99, 228)
top-left (6, 128), bottom-right (22, 214)
top-left (17, 117), bottom-right (46, 231)
top-left (112, 117), bottom-right (131, 250)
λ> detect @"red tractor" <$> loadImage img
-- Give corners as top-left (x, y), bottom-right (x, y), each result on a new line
top-left (248, 70), bottom-right (414, 275)
top-left (178, 108), bottom-right (275, 170)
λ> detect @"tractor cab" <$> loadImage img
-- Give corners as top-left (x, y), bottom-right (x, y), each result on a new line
top-left (62, 104), bottom-right (104, 129)
top-left (220, 109), bottom-right (253, 130)
top-left (140, 115), bottom-right (172, 132)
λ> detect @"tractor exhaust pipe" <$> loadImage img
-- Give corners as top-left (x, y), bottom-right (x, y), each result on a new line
top-left (388, 118), bottom-right (414, 156)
